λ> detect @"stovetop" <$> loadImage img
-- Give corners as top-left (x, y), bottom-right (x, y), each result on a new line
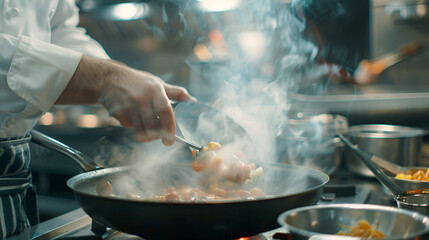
top-left (5, 208), bottom-right (290, 240)
top-left (7, 175), bottom-right (389, 240)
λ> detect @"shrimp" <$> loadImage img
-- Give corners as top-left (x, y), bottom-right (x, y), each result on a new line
top-left (191, 142), bottom-right (263, 183)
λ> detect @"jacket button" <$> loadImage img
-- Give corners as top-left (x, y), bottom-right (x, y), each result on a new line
top-left (9, 8), bottom-right (20, 18)
top-left (49, 8), bottom-right (55, 18)
top-left (4, 118), bottom-right (15, 128)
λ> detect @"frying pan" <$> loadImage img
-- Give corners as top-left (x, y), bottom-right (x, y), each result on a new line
top-left (30, 130), bottom-right (329, 240)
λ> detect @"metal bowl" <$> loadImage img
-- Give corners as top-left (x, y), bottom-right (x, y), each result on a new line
top-left (395, 189), bottom-right (429, 217)
top-left (277, 204), bottom-right (429, 240)
top-left (278, 114), bottom-right (348, 176)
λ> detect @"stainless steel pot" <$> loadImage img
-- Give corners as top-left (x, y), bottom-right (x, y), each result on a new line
top-left (344, 124), bottom-right (427, 177)
top-left (278, 114), bottom-right (348, 176)
top-left (395, 188), bottom-right (429, 217)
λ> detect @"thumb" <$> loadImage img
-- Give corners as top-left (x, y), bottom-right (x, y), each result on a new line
top-left (164, 84), bottom-right (197, 102)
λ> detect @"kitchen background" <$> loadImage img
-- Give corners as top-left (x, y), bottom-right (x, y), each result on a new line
top-left (30, 0), bottom-right (429, 221)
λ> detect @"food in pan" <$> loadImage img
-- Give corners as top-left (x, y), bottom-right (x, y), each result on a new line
top-left (95, 141), bottom-right (266, 202)
top-left (395, 169), bottom-right (429, 181)
top-left (145, 185), bottom-right (265, 202)
top-left (191, 141), bottom-right (264, 183)
top-left (96, 179), bottom-right (114, 197)
top-left (96, 180), bottom-right (266, 202)
top-left (336, 220), bottom-right (387, 239)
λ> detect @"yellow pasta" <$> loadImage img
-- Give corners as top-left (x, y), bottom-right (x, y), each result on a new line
top-left (337, 220), bottom-right (387, 239)
top-left (395, 168), bottom-right (429, 181)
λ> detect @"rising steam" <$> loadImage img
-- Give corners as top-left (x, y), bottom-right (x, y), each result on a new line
top-left (174, 0), bottom-right (336, 170)
top-left (101, 0), bottom-right (353, 196)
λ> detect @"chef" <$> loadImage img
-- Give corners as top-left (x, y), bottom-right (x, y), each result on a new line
top-left (0, 0), bottom-right (195, 237)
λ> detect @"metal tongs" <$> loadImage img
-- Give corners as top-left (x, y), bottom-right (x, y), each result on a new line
top-left (337, 134), bottom-right (404, 195)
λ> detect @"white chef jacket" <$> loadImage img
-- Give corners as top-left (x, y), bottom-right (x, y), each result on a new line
top-left (0, 0), bottom-right (110, 138)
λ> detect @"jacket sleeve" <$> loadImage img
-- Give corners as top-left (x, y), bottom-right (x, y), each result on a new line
top-left (6, 35), bottom-right (83, 113)
top-left (0, 33), bottom-right (83, 126)
top-left (0, 32), bottom-right (82, 137)
top-left (0, 0), bottom-right (107, 118)
top-left (50, 0), bottom-right (110, 60)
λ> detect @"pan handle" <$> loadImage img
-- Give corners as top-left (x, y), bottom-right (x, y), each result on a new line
top-left (30, 130), bottom-right (103, 172)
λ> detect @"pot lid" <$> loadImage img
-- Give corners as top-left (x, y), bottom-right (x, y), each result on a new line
top-left (348, 124), bottom-right (428, 138)
top-left (286, 114), bottom-right (349, 139)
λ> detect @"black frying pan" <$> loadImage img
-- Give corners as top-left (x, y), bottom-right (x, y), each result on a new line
top-left (30, 130), bottom-right (329, 240)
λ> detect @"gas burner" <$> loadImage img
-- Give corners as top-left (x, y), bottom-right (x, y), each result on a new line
top-left (100, 228), bottom-right (275, 240)
top-left (89, 217), bottom-right (289, 240)
top-left (103, 231), bottom-right (269, 240)
top-left (101, 230), bottom-right (287, 240)
top-left (59, 218), bottom-right (285, 240)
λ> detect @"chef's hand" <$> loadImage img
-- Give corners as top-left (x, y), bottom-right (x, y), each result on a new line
top-left (56, 55), bottom-right (196, 146)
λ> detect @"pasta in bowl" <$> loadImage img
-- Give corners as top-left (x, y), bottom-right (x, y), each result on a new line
top-left (278, 204), bottom-right (429, 240)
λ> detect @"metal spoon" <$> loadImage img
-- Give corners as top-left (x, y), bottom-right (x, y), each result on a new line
top-left (174, 135), bottom-right (203, 152)
top-left (173, 101), bottom-right (255, 158)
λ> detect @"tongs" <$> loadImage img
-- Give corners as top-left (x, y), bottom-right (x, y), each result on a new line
top-left (337, 134), bottom-right (404, 195)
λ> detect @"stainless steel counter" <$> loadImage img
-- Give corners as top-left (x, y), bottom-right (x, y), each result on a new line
top-left (6, 209), bottom-right (91, 240)
top-left (291, 84), bottom-right (429, 129)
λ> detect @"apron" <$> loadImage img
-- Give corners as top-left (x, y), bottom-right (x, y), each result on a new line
top-left (0, 135), bottom-right (39, 238)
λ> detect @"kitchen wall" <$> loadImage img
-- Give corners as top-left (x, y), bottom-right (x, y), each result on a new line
top-left (371, 0), bottom-right (429, 86)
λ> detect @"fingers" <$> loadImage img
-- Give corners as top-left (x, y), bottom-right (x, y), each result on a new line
top-left (134, 103), bottom-right (157, 142)
top-left (133, 84), bottom-right (175, 145)
top-left (106, 96), bottom-right (159, 143)
top-left (164, 84), bottom-right (197, 102)
top-left (100, 68), bottom-right (195, 146)
top-left (103, 96), bottom-right (134, 128)
top-left (135, 98), bottom-right (175, 146)
top-left (153, 93), bottom-right (175, 146)
top-left (135, 82), bottom-right (195, 146)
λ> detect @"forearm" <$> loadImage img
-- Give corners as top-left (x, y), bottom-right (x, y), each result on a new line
top-left (56, 55), bottom-right (195, 145)
top-left (55, 55), bottom-right (120, 105)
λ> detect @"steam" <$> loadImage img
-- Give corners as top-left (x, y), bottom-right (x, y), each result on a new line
top-left (175, 0), bottom-right (335, 167)
top-left (113, 142), bottom-right (198, 197)
top-left (96, 0), bottom-right (351, 198)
